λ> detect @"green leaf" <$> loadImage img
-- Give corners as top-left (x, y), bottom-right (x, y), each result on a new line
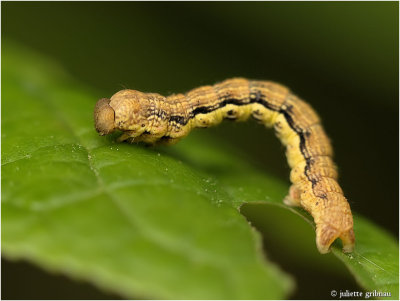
top-left (332, 216), bottom-right (399, 299)
top-left (2, 41), bottom-right (293, 299)
top-left (2, 41), bottom-right (398, 300)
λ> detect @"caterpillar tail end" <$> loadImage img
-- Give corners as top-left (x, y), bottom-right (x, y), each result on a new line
top-left (316, 225), bottom-right (355, 254)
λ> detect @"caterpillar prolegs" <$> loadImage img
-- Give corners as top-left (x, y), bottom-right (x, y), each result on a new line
top-left (94, 78), bottom-right (355, 254)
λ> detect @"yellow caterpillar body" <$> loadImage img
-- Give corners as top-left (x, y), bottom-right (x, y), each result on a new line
top-left (94, 78), bottom-right (355, 254)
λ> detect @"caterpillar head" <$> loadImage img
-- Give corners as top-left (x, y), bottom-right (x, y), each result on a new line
top-left (94, 98), bottom-right (115, 135)
top-left (94, 90), bottom-right (149, 137)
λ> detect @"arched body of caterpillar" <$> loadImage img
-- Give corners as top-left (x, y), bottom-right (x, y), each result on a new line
top-left (94, 78), bottom-right (355, 254)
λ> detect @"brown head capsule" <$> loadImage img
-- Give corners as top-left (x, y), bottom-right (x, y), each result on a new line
top-left (94, 98), bottom-right (115, 135)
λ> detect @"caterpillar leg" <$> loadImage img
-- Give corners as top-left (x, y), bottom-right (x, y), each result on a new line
top-left (117, 131), bottom-right (135, 142)
top-left (283, 185), bottom-right (302, 207)
top-left (316, 224), bottom-right (355, 254)
top-left (340, 229), bottom-right (355, 253)
top-left (155, 137), bottom-right (181, 146)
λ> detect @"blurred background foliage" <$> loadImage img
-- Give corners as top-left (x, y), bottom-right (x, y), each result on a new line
top-left (2, 1), bottom-right (398, 299)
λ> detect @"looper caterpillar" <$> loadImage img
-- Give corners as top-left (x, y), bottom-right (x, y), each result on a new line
top-left (94, 78), bottom-right (355, 254)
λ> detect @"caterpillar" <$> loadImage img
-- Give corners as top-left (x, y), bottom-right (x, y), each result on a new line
top-left (94, 78), bottom-right (355, 254)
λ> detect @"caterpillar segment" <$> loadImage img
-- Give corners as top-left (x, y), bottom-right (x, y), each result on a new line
top-left (94, 78), bottom-right (355, 254)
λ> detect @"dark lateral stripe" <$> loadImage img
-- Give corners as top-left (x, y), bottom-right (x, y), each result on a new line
top-left (168, 98), bottom-right (249, 125)
top-left (165, 90), bottom-right (316, 191)
top-left (165, 90), bottom-right (316, 193)
top-left (191, 98), bottom-right (248, 117)
top-left (280, 108), bottom-right (318, 190)
top-left (169, 115), bottom-right (185, 124)
top-left (169, 94), bottom-right (280, 126)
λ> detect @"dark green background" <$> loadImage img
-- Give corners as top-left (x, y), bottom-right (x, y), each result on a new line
top-left (2, 2), bottom-right (398, 299)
